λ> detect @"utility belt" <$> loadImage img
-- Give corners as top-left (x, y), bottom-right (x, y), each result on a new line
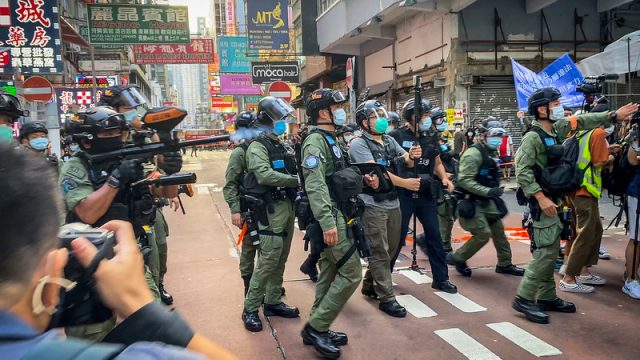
top-left (456, 190), bottom-right (508, 220)
top-left (372, 190), bottom-right (398, 202)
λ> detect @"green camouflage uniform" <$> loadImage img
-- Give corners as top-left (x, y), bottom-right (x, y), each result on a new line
top-left (302, 128), bottom-right (362, 332)
top-left (516, 112), bottom-right (612, 301)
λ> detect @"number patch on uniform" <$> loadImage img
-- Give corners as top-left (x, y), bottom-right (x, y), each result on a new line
top-left (272, 160), bottom-right (285, 169)
top-left (325, 135), bottom-right (336, 145)
top-left (402, 140), bottom-right (413, 149)
top-left (544, 138), bottom-right (555, 147)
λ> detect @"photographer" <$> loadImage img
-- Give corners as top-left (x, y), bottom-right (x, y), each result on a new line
top-left (623, 127), bottom-right (640, 299)
top-left (0, 144), bottom-right (237, 359)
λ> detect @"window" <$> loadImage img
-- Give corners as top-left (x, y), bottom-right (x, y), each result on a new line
top-left (318, 0), bottom-right (340, 16)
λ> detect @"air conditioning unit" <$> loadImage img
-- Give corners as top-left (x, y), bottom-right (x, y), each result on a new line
top-left (433, 76), bottom-right (447, 88)
top-left (459, 74), bottom-right (473, 85)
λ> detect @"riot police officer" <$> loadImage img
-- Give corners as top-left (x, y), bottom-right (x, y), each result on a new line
top-left (350, 100), bottom-right (421, 317)
top-left (99, 85), bottom-right (181, 305)
top-left (223, 110), bottom-right (261, 295)
top-left (0, 90), bottom-right (27, 144)
top-left (446, 119), bottom-right (525, 278)
top-left (299, 88), bottom-right (368, 358)
top-left (388, 111), bottom-right (401, 133)
top-left (513, 88), bottom-right (637, 324)
top-left (387, 98), bottom-right (457, 293)
top-left (18, 121), bottom-right (58, 167)
top-left (241, 97), bottom-right (300, 332)
top-left (432, 108), bottom-right (457, 253)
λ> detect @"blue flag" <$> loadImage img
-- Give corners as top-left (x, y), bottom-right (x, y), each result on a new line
top-left (512, 54), bottom-right (584, 111)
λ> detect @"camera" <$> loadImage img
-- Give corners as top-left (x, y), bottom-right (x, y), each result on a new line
top-left (53, 225), bottom-right (116, 327)
top-left (576, 74), bottom-right (619, 95)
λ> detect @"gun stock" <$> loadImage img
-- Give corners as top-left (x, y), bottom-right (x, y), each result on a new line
top-left (133, 172), bottom-right (197, 187)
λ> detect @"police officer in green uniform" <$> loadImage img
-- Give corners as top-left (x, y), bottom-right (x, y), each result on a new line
top-left (446, 118), bottom-right (525, 278)
top-left (0, 90), bottom-right (27, 144)
top-left (60, 107), bottom-right (180, 339)
top-left (223, 110), bottom-right (261, 295)
top-left (300, 89), bottom-right (368, 359)
top-left (432, 108), bottom-right (457, 253)
top-left (18, 121), bottom-right (59, 168)
top-left (99, 85), bottom-right (180, 305)
top-left (513, 88), bottom-right (638, 324)
top-left (241, 97), bottom-right (300, 332)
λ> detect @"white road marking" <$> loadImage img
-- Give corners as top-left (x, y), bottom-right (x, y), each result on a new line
top-left (398, 269), bottom-right (433, 284)
top-left (196, 187), bottom-right (210, 195)
top-left (434, 292), bottom-right (487, 313)
top-left (435, 328), bottom-right (501, 360)
top-left (518, 240), bottom-right (531, 245)
top-left (195, 183), bottom-right (217, 187)
top-left (395, 295), bottom-right (437, 318)
top-left (487, 322), bottom-right (562, 357)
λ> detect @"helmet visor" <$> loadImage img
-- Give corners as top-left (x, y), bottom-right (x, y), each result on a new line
top-left (364, 103), bottom-right (389, 123)
top-left (100, 113), bottom-right (126, 131)
top-left (331, 90), bottom-right (347, 103)
top-left (120, 87), bottom-right (149, 109)
top-left (487, 127), bottom-right (506, 137)
top-left (264, 98), bottom-right (295, 121)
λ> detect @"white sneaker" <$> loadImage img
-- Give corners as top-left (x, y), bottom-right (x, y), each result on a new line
top-left (558, 265), bottom-right (567, 276)
top-left (560, 280), bottom-right (595, 293)
top-left (622, 280), bottom-right (640, 300)
top-left (599, 246), bottom-right (611, 260)
top-left (577, 274), bottom-right (607, 285)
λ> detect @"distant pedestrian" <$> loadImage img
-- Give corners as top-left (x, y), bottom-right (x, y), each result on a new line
top-left (191, 145), bottom-right (198, 157)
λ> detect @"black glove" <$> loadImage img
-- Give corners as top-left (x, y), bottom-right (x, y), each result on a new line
top-left (109, 159), bottom-right (143, 189)
top-left (159, 151), bottom-right (182, 175)
top-left (487, 187), bottom-right (504, 198)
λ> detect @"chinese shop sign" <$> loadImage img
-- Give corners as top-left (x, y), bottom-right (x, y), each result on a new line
top-left (133, 39), bottom-right (214, 64)
top-left (55, 87), bottom-right (103, 123)
top-left (0, 0), bottom-right (63, 74)
top-left (87, 4), bottom-right (189, 44)
top-left (246, 0), bottom-right (289, 50)
top-left (217, 36), bottom-right (249, 73)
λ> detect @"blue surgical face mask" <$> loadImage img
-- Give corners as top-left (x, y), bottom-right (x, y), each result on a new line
top-left (436, 123), bottom-right (447, 132)
top-left (440, 143), bottom-right (450, 152)
top-left (29, 137), bottom-right (49, 151)
top-left (123, 109), bottom-right (138, 124)
top-left (343, 134), bottom-right (353, 143)
top-left (374, 117), bottom-right (389, 134)
top-left (486, 136), bottom-right (502, 149)
top-left (420, 117), bottom-right (432, 131)
top-left (333, 108), bottom-right (347, 126)
top-left (273, 120), bottom-right (287, 136)
top-left (0, 124), bottom-right (13, 143)
top-left (70, 144), bottom-right (79, 152)
top-left (549, 105), bottom-right (565, 122)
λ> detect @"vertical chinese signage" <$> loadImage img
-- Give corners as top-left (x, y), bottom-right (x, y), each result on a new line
top-left (217, 36), bottom-right (249, 73)
top-left (55, 88), bottom-right (103, 123)
top-left (133, 39), bottom-right (215, 64)
top-left (226, 0), bottom-right (236, 36)
top-left (246, 0), bottom-right (289, 50)
top-left (87, 4), bottom-right (189, 44)
top-left (0, 0), bottom-right (63, 74)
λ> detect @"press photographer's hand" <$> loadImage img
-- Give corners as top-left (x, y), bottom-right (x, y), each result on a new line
top-left (70, 220), bottom-right (154, 319)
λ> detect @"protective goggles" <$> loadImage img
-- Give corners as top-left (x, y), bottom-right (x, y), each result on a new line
top-left (330, 90), bottom-right (347, 103)
top-left (263, 98), bottom-right (295, 121)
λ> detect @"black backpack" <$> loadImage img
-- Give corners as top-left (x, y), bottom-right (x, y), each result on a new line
top-left (603, 143), bottom-right (636, 197)
top-left (530, 127), bottom-right (587, 198)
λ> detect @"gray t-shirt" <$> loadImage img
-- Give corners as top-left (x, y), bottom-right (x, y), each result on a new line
top-left (349, 133), bottom-right (406, 209)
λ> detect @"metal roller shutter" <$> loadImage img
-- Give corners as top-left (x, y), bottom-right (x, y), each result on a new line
top-left (469, 76), bottom-right (523, 148)
top-left (394, 85), bottom-right (443, 113)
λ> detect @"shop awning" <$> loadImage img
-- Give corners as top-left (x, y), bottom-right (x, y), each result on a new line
top-left (60, 16), bottom-right (90, 49)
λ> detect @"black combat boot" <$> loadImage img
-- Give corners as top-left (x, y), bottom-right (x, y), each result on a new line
top-left (446, 253), bottom-right (472, 277)
top-left (496, 264), bottom-right (525, 276)
top-left (300, 257), bottom-right (319, 282)
top-left (301, 323), bottom-right (341, 359)
top-left (263, 302), bottom-right (300, 318)
top-left (159, 283), bottom-right (173, 305)
top-left (327, 330), bottom-right (348, 346)
top-left (242, 310), bottom-right (263, 332)
top-left (537, 297), bottom-right (576, 313)
top-left (379, 300), bottom-right (407, 318)
top-left (242, 276), bottom-right (252, 297)
top-left (361, 285), bottom-right (378, 299)
top-left (432, 280), bottom-right (458, 294)
top-left (512, 296), bottom-right (549, 324)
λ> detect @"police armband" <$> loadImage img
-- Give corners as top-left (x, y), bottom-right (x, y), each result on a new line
top-left (103, 301), bottom-right (194, 347)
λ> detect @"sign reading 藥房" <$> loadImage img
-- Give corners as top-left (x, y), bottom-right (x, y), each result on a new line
top-left (0, 0), bottom-right (63, 74)
top-left (55, 87), bottom-right (103, 123)
top-left (251, 61), bottom-right (299, 84)
top-left (217, 36), bottom-right (250, 73)
top-left (87, 4), bottom-right (190, 44)
top-left (133, 39), bottom-right (214, 64)
top-left (246, 0), bottom-right (289, 50)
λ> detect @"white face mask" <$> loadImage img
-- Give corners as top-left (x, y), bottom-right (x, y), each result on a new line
top-left (32, 275), bottom-right (76, 316)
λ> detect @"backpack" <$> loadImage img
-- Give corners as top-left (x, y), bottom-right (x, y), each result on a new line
top-left (603, 143), bottom-right (636, 198)
top-left (530, 127), bottom-right (586, 198)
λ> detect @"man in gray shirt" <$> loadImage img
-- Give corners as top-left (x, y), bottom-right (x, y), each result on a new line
top-left (349, 100), bottom-right (421, 318)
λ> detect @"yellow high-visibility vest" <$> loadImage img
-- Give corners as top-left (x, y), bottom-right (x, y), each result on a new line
top-left (576, 129), bottom-right (602, 198)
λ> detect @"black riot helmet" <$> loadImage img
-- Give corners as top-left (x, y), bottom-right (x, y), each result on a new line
top-left (388, 111), bottom-right (400, 127)
top-left (99, 85), bottom-right (149, 110)
top-left (65, 106), bottom-right (126, 141)
top-left (306, 88), bottom-right (347, 124)
top-left (0, 90), bottom-right (27, 121)
top-left (478, 117), bottom-right (507, 136)
top-left (430, 107), bottom-right (446, 123)
top-left (528, 87), bottom-right (561, 117)
top-left (235, 111), bottom-right (257, 130)
top-left (257, 96), bottom-right (295, 125)
top-left (355, 100), bottom-right (389, 131)
top-left (401, 98), bottom-right (432, 121)
top-left (19, 121), bottom-right (48, 141)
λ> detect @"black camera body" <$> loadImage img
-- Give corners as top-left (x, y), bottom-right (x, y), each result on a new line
top-left (54, 229), bottom-right (116, 327)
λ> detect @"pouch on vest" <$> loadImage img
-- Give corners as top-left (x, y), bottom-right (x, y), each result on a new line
top-left (531, 127), bottom-right (583, 197)
top-left (294, 195), bottom-right (314, 231)
top-left (331, 166), bottom-right (363, 201)
top-left (457, 199), bottom-right (476, 219)
top-left (493, 197), bottom-right (509, 218)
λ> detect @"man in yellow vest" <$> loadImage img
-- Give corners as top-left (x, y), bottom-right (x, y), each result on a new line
top-left (559, 125), bottom-right (614, 293)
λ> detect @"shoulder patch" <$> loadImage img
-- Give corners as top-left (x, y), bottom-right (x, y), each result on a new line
top-left (303, 155), bottom-right (320, 169)
top-left (332, 145), bottom-right (342, 159)
top-left (66, 165), bottom-right (87, 179)
top-left (61, 178), bottom-right (79, 194)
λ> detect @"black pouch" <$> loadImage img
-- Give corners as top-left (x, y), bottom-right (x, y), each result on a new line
top-left (516, 188), bottom-right (528, 206)
top-left (331, 166), bottom-right (363, 201)
top-left (304, 221), bottom-right (326, 256)
top-left (493, 197), bottom-right (509, 218)
top-left (294, 195), bottom-right (313, 231)
top-left (457, 199), bottom-right (476, 219)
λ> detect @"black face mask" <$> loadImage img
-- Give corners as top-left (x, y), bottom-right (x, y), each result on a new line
top-left (88, 136), bottom-right (123, 153)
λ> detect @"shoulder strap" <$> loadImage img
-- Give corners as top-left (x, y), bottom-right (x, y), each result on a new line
top-left (472, 144), bottom-right (494, 168)
top-left (22, 339), bottom-right (124, 360)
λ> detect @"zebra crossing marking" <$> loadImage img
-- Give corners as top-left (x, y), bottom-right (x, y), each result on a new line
top-left (434, 292), bottom-right (487, 313)
top-left (398, 269), bottom-right (433, 284)
top-left (396, 294), bottom-right (437, 318)
top-left (487, 322), bottom-right (562, 357)
top-left (435, 328), bottom-right (501, 360)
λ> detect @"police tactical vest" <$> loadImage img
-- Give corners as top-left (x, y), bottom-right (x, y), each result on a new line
top-left (416, 130), bottom-right (439, 176)
top-left (472, 143), bottom-right (500, 189)
top-left (361, 134), bottom-right (398, 201)
top-left (242, 134), bottom-right (297, 201)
